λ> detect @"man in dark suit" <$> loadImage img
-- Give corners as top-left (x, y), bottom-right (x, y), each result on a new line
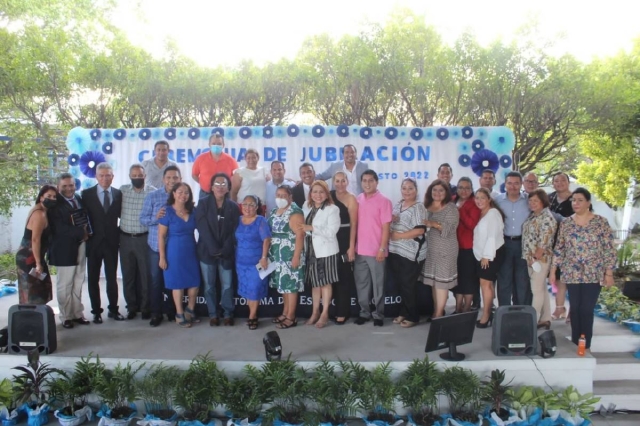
top-left (82, 162), bottom-right (124, 323)
top-left (292, 162), bottom-right (315, 212)
top-left (315, 144), bottom-right (368, 195)
top-left (48, 173), bottom-right (91, 329)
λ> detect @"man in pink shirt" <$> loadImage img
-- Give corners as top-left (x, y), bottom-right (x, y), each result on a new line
top-left (192, 133), bottom-right (239, 199)
top-left (354, 169), bottom-right (392, 326)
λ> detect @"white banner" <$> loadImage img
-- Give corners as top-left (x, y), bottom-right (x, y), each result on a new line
top-left (65, 125), bottom-right (515, 200)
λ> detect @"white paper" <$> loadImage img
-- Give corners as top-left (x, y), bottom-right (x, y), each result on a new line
top-left (258, 261), bottom-right (278, 279)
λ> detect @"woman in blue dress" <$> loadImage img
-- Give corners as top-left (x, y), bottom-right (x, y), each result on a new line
top-left (158, 183), bottom-right (201, 328)
top-left (236, 195), bottom-right (271, 330)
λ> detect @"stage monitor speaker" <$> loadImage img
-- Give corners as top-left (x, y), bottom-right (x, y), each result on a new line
top-left (8, 304), bottom-right (57, 355)
top-left (492, 305), bottom-right (537, 356)
top-left (623, 281), bottom-right (640, 301)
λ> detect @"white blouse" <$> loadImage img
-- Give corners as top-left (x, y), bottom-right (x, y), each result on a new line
top-left (473, 208), bottom-right (505, 261)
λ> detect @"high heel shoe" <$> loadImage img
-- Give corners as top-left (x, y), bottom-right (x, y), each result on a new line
top-left (476, 313), bottom-right (493, 329)
top-left (537, 321), bottom-right (551, 330)
top-left (551, 306), bottom-right (566, 320)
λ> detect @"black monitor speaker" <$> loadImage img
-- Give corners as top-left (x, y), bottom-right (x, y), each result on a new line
top-left (492, 305), bottom-right (536, 356)
top-left (8, 304), bottom-right (57, 355)
top-left (623, 281), bottom-right (640, 301)
top-left (425, 310), bottom-right (478, 361)
top-left (538, 330), bottom-right (557, 358)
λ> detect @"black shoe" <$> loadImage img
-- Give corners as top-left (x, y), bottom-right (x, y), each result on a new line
top-left (72, 317), bottom-right (90, 325)
top-left (141, 312), bottom-right (151, 320)
top-left (62, 320), bottom-right (74, 329)
top-left (149, 316), bottom-right (163, 327)
top-left (93, 314), bottom-right (103, 324)
top-left (354, 317), bottom-right (370, 325)
top-left (166, 314), bottom-right (176, 322)
top-left (108, 311), bottom-right (125, 321)
top-left (373, 319), bottom-right (384, 327)
top-left (126, 312), bottom-right (137, 320)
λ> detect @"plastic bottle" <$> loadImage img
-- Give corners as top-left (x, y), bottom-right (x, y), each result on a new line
top-left (577, 334), bottom-right (586, 356)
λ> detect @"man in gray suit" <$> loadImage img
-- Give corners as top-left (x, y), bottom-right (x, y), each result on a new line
top-left (315, 144), bottom-right (368, 195)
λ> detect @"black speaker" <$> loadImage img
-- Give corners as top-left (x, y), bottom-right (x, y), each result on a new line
top-left (538, 330), bottom-right (557, 358)
top-left (492, 305), bottom-right (537, 356)
top-left (623, 281), bottom-right (640, 300)
top-left (8, 305), bottom-right (57, 355)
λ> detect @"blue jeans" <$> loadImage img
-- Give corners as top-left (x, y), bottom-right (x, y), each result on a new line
top-left (148, 247), bottom-right (176, 318)
top-left (200, 259), bottom-right (234, 318)
top-left (497, 239), bottom-right (532, 306)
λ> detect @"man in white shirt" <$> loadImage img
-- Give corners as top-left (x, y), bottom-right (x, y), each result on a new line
top-left (315, 144), bottom-right (368, 195)
top-left (479, 169), bottom-right (501, 199)
top-left (265, 161), bottom-right (296, 213)
top-left (141, 140), bottom-right (177, 189)
top-left (292, 162), bottom-right (315, 212)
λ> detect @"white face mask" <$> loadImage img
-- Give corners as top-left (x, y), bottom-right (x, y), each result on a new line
top-left (275, 198), bottom-right (289, 209)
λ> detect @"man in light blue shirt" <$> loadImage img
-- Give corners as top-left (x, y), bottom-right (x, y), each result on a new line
top-left (495, 171), bottom-right (531, 306)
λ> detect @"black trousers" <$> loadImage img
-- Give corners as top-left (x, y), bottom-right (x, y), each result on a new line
top-left (332, 256), bottom-right (354, 318)
top-left (86, 240), bottom-right (119, 314)
top-left (567, 283), bottom-right (601, 349)
top-left (120, 234), bottom-right (150, 313)
top-left (388, 253), bottom-right (424, 323)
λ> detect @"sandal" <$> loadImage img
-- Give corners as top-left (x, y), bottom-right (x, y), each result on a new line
top-left (271, 315), bottom-right (286, 324)
top-left (400, 320), bottom-right (417, 328)
top-left (248, 318), bottom-right (259, 330)
top-left (551, 307), bottom-right (566, 320)
top-left (393, 316), bottom-right (405, 324)
top-left (277, 317), bottom-right (297, 329)
top-left (184, 307), bottom-right (201, 323)
top-left (175, 313), bottom-right (192, 328)
top-left (315, 319), bottom-right (328, 329)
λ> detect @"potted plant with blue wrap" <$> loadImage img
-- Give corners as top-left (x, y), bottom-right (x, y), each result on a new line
top-left (346, 361), bottom-right (400, 426)
top-left (440, 366), bottom-right (482, 425)
top-left (222, 365), bottom-right (267, 426)
top-left (137, 364), bottom-right (182, 426)
top-left (94, 362), bottom-right (145, 426)
top-left (396, 357), bottom-right (442, 426)
top-left (260, 359), bottom-right (309, 426)
top-left (50, 354), bottom-right (102, 426)
top-left (0, 378), bottom-right (20, 426)
top-left (307, 360), bottom-right (357, 426)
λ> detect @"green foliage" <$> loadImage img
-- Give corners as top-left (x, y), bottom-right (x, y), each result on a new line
top-left (554, 386), bottom-right (600, 420)
top-left (441, 366), bottom-right (481, 415)
top-left (345, 360), bottom-right (396, 416)
top-left (222, 365), bottom-right (267, 423)
top-left (260, 359), bottom-right (310, 425)
top-left (137, 364), bottom-right (182, 415)
top-left (93, 361), bottom-right (144, 412)
top-left (11, 350), bottom-right (62, 407)
top-left (505, 385), bottom-right (540, 418)
top-left (0, 251), bottom-right (17, 282)
top-left (480, 369), bottom-right (513, 414)
top-left (615, 235), bottom-right (640, 280)
top-left (45, 354), bottom-right (106, 410)
top-left (395, 356), bottom-right (441, 417)
top-left (307, 360), bottom-right (358, 424)
top-left (174, 353), bottom-right (227, 420)
top-left (597, 285), bottom-right (640, 322)
top-left (0, 378), bottom-right (15, 410)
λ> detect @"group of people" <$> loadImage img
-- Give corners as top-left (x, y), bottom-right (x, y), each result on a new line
top-left (15, 134), bottom-right (616, 351)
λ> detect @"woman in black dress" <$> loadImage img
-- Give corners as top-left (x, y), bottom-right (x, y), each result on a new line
top-left (330, 171), bottom-right (358, 324)
top-left (16, 185), bottom-right (58, 304)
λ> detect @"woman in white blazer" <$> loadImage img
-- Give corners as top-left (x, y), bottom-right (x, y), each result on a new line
top-left (297, 180), bottom-right (341, 328)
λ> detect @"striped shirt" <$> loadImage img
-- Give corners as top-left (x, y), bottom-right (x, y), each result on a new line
top-left (140, 187), bottom-right (170, 252)
top-left (141, 158), bottom-right (177, 190)
top-left (119, 184), bottom-right (156, 234)
top-left (389, 201), bottom-right (428, 262)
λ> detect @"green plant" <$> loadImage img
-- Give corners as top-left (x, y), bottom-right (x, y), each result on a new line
top-left (308, 360), bottom-right (358, 425)
top-left (94, 361), bottom-right (145, 419)
top-left (0, 378), bottom-right (15, 410)
top-left (49, 353), bottom-right (104, 412)
top-left (345, 361), bottom-right (396, 423)
top-left (615, 236), bottom-right (640, 281)
top-left (598, 286), bottom-right (640, 323)
top-left (505, 386), bottom-right (539, 418)
top-left (174, 353), bottom-right (227, 421)
top-left (440, 366), bottom-right (481, 420)
top-left (12, 350), bottom-right (62, 407)
top-left (223, 365), bottom-right (268, 423)
top-left (395, 356), bottom-right (441, 425)
top-left (554, 386), bottom-right (600, 421)
top-left (137, 364), bottom-right (182, 418)
top-left (480, 369), bottom-right (513, 416)
top-left (261, 359), bottom-right (310, 425)
top-left (0, 251), bottom-right (17, 282)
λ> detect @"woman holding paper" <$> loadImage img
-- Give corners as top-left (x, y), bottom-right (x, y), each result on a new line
top-left (298, 180), bottom-right (341, 329)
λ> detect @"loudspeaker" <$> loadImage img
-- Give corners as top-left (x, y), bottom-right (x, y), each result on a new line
top-left (8, 305), bottom-right (57, 355)
top-left (492, 305), bottom-right (537, 356)
top-left (538, 330), bottom-right (557, 358)
top-left (623, 281), bottom-right (640, 300)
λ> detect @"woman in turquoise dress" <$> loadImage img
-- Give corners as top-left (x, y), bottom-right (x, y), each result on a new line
top-left (16, 185), bottom-right (58, 304)
top-left (158, 183), bottom-right (201, 328)
top-left (236, 195), bottom-right (271, 330)
top-left (268, 185), bottom-right (305, 329)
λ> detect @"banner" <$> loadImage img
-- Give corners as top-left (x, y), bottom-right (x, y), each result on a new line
top-left (65, 125), bottom-right (515, 201)
top-left (65, 124), bottom-right (515, 318)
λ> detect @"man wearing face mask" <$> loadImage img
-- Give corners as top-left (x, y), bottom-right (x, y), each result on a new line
top-left (192, 133), bottom-right (239, 199)
top-left (119, 164), bottom-right (156, 320)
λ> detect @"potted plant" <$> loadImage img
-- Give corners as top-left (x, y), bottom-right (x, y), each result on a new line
top-left (307, 360), bottom-right (357, 426)
top-left (94, 361), bottom-right (145, 426)
top-left (174, 354), bottom-right (227, 425)
top-left (395, 357), bottom-right (442, 426)
top-left (548, 386), bottom-right (600, 426)
top-left (480, 369), bottom-right (512, 421)
top-left (345, 361), bottom-right (400, 426)
top-left (440, 366), bottom-right (481, 424)
top-left (0, 378), bottom-right (20, 426)
top-left (12, 350), bottom-right (62, 426)
top-left (504, 385), bottom-right (542, 423)
top-left (137, 364), bottom-right (182, 426)
top-left (260, 359), bottom-right (309, 426)
top-left (50, 354), bottom-right (103, 426)
top-left (222, 365), bottom-right (267, 426)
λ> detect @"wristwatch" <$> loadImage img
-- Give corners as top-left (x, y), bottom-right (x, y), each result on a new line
top-left (379, 248), bottom-right (386, 253)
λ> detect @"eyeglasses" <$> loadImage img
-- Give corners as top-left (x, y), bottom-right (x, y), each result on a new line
top-left (242, 204), bottom-right (257, 208)
top-left (457, 186), bottom-right (472, 191)
top-left (213, 182), bottom-right (227, 187)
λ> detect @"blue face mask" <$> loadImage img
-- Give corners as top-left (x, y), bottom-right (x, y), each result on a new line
top-left (210, 145), bottom-right (223, 155)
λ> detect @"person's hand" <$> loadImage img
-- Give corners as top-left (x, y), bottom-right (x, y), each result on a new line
top-left (292, 254), bottom-right (300, 269)
top-left (347, 247), bottom-right (355, 262)
top-left (82, 225), bottom-right (89, 241)
top-left (534, 247), bottom-right (545, 260)
top-left (259, 257), bottom-right (268, 270)
top-left (297, 224), bottom-right (312, 233)
top-left (549, 269), bottom-right (557, 286)
top-left (481, 258), bottom-right (489, 269)
top-left (159, 257), bottom-right (168, 270)
top-left (35, 264), bottom-right (43, 275)
top-left (390, 231), bottom-right (399, 241)
top-left (376, 250), bottom-right (385, 263)
top-left (603, 274), bottom-right (614, 287)
top-left (392, 214), bottom-right (399, 223)
top-left (156, 207), bottom-right (166, 220)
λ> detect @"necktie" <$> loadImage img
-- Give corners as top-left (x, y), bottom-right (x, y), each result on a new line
top-left (70, 198), bottom-right (78, 209)
top-left (103, 190), bottom-right (110, 212)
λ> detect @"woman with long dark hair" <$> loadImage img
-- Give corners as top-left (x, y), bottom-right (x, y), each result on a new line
top-left (16, 185), bottom-right (58, 304)
top-left (454, 177), bottom-right (481, 313)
